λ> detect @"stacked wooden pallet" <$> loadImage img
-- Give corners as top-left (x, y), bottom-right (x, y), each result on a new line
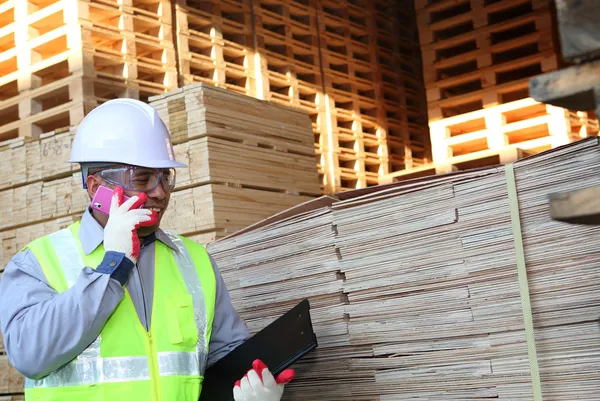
top-left (175, 0), bottom-right (429, 193)
top-left (414, 0), bottom-right (599, 173)
top-left (148, 82), bottom-right (320, 244)
top-left (0, 0), bottom-right (177, 142)
top-left (317, 0), bottom-right (429, 192)
top-left (175, 0), bottom-right (256, 97)
top-left (207, 137), bottom-right (600, 400)
top-left (374, 0), bottom-right (431, 175)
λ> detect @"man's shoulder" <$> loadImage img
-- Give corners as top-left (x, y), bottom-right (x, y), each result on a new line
top-left (21, 226), bottom-right (71, 252)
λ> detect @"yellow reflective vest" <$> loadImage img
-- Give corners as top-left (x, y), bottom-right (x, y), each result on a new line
top-left (21, 221), bottom-right (217, 401)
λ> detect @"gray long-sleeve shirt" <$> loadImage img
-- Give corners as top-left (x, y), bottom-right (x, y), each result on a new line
top-left (0, 208), bottom-right (249, 379)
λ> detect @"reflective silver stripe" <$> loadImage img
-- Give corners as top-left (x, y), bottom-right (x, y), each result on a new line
top-left (25, 356), bottom-right (151, 388)
top-left (48, 228), bottom-right (84, 288)
top-left (49, 229), bottom-right (102, 359)
top-left (24, 352), bottom-right (206, 388)
top-left (163, 231), bottom-right (209, 367)
top-left (158, 351), bottom-right (207, 376)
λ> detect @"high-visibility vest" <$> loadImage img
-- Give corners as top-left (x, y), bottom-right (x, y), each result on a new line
top-left (21, 221), bottom-right (217, 401)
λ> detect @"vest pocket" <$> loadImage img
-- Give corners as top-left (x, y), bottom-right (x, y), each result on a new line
top-left (165, 293), bottom-right (199, 346)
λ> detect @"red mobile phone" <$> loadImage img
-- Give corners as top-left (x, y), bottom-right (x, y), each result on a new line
top-left (91, 185), bottom-right (139, 215)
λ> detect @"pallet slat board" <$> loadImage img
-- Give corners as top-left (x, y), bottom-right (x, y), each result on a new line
top-left (208, 137), bottom-right (600, 400)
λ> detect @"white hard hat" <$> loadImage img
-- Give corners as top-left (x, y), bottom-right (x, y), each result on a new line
top-left (69, 98), bottom-right (186, 169)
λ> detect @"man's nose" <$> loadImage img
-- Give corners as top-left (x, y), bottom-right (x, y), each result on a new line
top-left (147, 181), bottom-right (167, 200)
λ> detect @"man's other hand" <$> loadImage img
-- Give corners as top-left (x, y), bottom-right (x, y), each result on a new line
top-left (233, 359), bottom-right (294, 401)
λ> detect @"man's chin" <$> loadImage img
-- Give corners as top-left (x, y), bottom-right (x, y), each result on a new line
top-left (137, 224), bottom-right (160, 238)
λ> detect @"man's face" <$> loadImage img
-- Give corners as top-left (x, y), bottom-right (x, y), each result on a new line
top-left (124, 182), bottom-right (171, 237)
top-left (87, 165), bottom-right (173, 237)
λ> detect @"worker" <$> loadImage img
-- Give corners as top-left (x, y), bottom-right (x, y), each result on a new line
top-left (0, 98), bottom-right (294, 400)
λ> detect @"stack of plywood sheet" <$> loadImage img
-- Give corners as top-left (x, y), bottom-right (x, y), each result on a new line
top-left (411, 0), bottom-right (599, 177)
top-left (207, 137), bottom-right (600, 400)
top-left (205, 196), bottom-right (358, 398)
top-left (149, 82), bottom-right (321, 244)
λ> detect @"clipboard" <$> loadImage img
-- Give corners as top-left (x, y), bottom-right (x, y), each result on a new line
top-left (199, 298), bottom-right (318, 401)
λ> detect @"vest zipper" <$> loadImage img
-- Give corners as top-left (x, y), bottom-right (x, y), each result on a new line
top-left (146, 331), bottom-right (161, 401)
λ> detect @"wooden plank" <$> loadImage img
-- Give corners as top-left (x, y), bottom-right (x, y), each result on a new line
top-left (160, 184), bottom-right (314, 234)
top-left (548, 185), bottom-right (600, 225)
top-left (529, 58), bottom-right (600, 112)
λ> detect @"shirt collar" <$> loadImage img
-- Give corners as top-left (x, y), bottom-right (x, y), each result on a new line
top-left (79, 207), bottom-right (178, 255)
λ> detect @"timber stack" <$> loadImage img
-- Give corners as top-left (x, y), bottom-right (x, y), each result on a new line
top-left (208, 137), bottom-right (600, 400)
top-left (379, 0), bottom-right (599, 184)
top-left (148, 82), bottom-right (321, 244)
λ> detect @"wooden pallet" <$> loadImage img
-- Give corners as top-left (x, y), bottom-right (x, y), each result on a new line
top-left (421, 9), bottom-right (553, 86)
top-left (428, 97), bottom-right (599, 172)
top-left (415, 0), bottom-right (559, 121)
top-left (428, 51), bottom-right (559, 120)
top-left (0, 0), bottom-right (177, 141)
top-left (176, 0), bottom-right (256, 96)
top-left (416, 0), bottom-right (550, 46)
top-left (252, 0), bottom-right (323, 113)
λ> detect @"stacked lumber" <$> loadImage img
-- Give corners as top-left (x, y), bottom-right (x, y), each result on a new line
top-left (413, 0), bottom-right (599, 174)
top-left (0, 0), bottom-right (177, 142)
top-left (149, 82), bottom-right (320, 243)
top-left (0, 82), bottom-right (320, 268)
top-left (207, 137), bottom-right (600, 399)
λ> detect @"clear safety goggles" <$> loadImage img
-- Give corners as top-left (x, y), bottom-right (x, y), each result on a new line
top-left (94, 166), bottom-right (176, 192)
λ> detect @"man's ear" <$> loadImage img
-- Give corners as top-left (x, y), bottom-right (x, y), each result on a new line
top-left (86, 175), bottom-right (102, 199)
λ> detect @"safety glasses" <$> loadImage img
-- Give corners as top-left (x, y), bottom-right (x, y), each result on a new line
top-left (94, 166), bottom-right (176, 193)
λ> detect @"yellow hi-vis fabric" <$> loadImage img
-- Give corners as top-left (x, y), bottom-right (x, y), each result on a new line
top-left (21, 221), bottom-right (217, 401)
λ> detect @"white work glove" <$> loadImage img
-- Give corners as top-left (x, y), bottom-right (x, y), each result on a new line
top-left (103, 186), bottom-right (157, 264)
top-left (233, 360), bottom-right (294, 401)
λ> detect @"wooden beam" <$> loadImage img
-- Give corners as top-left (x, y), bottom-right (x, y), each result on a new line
top-left (549, 185), bottom-right (600, 225)
top-left (555, 0), bottom-right (600, 63)
top-left (529, 58), bottom-right (600, 112)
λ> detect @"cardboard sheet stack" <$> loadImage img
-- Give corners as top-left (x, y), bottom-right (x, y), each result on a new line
top-left (208, 137), bottom-right (600, 400)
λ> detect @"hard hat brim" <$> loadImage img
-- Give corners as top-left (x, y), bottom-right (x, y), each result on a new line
top-left (69, 158), bottom-right (187, 169)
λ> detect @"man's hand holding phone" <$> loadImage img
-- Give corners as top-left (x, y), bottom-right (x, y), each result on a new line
top-left (103, 186), bottom-right (158, 264)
